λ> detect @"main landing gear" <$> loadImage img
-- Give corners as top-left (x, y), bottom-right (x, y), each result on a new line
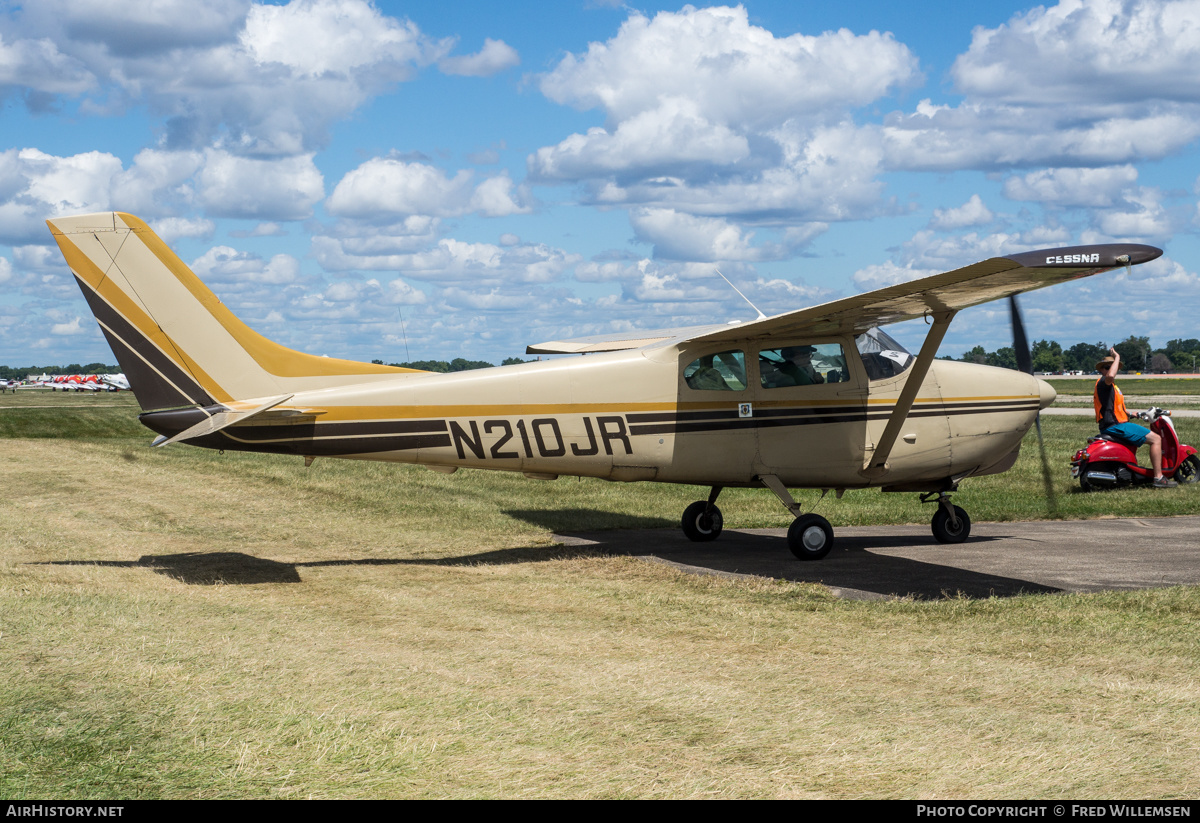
top-left (679, 479), bottom-right (837, 561)
top-left (680, 487), bottom-right (723, 542)
top-left (679, 483), bottom-right (973, 559)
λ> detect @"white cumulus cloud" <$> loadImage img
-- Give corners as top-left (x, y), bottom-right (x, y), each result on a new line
top-left (190, 245), bottom-right (302, 285)
top-left (884, 1), bottom-right (1200, 171)
top-left (8, 0), bottom-right (456, 156)
top-left (438, 38), bottom-right (519, 77)
top-left (529, 4), bottom-right (917, 231)
top-left (327, 157), bottom-right (529, 219)
top-left (1002, 166), bottom-right (1140, 207)
top-left (0, 33), bottom-right (94, 95)
top-left (631, 208), bottom-right (785, 262)
top-left (952, 0), bottom-right (1200, 106)
top-left (539, 6), bottom-right (918, 125)
top-left (154, 217), bottom-right (216, 243)
top-left (0, 148), bottom-right (122, 243)
top-left (197, 150), bottom-right (324, 219)
top-left (929, 195), bottom-right (995, 231)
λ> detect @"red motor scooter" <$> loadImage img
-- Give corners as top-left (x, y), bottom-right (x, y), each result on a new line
top-left (1071, 407), bottom-right (1199, 491)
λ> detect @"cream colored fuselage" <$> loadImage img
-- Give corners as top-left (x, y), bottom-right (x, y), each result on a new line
top-left (224, 338), bottom-right (1046, 490)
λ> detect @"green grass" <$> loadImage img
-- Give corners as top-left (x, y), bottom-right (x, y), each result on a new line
top-left (0, 391), bottom-right (141, 438)
top-left (4, 400), bottom-right (1194, 531)
top-left (3, 403), bottom-right (1200, 798)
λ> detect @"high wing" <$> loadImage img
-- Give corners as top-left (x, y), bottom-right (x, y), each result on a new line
top-left (527, 244), bottom-right (1162, 353)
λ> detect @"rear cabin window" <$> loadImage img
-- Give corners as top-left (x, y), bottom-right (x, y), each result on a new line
top-left (683, 351), bottom-right (747, 391)
top-left (759, 343), bottom-right (850, 389)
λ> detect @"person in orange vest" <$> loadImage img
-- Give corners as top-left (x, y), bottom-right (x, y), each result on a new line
top-left (1094, 346), bottom-right (1176, 488)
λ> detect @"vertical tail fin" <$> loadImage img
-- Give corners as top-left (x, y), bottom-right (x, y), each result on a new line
top-left (48, 212), bottom-right (418, 411)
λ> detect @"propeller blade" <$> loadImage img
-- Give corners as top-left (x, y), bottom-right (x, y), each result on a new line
top-left (1010, 294), bottom-right (1032, 375)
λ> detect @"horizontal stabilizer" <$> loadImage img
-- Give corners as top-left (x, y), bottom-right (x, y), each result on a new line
top-left (153, 394), bottom-right (295, 447)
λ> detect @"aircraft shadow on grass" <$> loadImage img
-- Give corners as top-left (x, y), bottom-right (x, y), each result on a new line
top-left (39, 522), bottom-right (1060, 599)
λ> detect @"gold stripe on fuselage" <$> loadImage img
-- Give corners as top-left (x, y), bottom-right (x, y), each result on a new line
top-left (252, 395), bottom-right (1037, 424)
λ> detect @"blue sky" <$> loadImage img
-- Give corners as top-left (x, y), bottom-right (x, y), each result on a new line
top-left (3, 0), bottom-right (1200, 367)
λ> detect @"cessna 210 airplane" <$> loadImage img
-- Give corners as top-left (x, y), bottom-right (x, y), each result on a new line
top-left (47, 212), bottom-right (1162, 560)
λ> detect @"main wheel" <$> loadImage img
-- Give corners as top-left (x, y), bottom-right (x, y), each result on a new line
top-left (681, 501), bottom-right (723, 542)
top-left (788, 514), bottom-right (834, 560)
top-left (931, 505), bottom-right (971, 543)
top-left (1174, 455), bottom-right (1200, 484)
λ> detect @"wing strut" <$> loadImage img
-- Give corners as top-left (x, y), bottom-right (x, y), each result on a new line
top-left (860, 310), bottom-right (956, 478)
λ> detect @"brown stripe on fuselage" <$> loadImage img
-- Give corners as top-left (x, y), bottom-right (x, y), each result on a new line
top-left (141, 396), bottom-right (1039, 452)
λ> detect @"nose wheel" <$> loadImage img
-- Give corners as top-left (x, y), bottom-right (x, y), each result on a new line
top-left (930, 501), bottom-right (971, 543)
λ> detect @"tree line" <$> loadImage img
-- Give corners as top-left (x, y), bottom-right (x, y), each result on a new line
top-left (943, 337), bottom-right (1200, 374)
top-left (0, 358), bottom-right (534, 382)
top-left (370, 357), bottom-right (530, 372)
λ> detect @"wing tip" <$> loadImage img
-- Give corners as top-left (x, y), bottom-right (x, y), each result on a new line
top-left (1005, 243), bottom-right (1163, 269)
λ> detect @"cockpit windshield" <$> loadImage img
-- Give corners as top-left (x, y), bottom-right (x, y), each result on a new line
top-left (855, 327), bottom-right (914, 381)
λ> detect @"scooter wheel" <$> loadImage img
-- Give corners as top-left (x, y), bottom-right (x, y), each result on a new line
top-left (1078, 463), bottom-right (1095, 493)
top-left (1176, 455), bottom-right (1200, 485)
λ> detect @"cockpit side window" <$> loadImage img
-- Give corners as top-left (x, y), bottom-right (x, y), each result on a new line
top-left (759, 343), bottom-right (850, 388)
top-left (683, 350), bottom-right (746, 391)
top-left (855, 327), bottom-right (914, 381)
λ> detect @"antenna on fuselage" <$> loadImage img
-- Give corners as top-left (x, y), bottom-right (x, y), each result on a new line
top-left (398, 308), bottom-right (411, 362)
top-left (714, 267), bottom-right (767, 321)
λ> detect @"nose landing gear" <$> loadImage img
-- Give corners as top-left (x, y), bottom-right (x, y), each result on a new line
top-left (924, 492), bottom-right (971, 544)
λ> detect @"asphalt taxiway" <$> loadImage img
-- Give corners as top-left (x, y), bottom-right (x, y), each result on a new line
top-left (557, 515), bottom-right (1200, 600)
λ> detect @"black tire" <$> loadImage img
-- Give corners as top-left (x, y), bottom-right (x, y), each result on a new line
top-left (1078, 464), bottom-right (1094, 493)
top-left (931, 505), bottom-right (971, 544)
top-left (1174, 455), bottom-right (1200, 484)
top-left (681, 501), bottom-right (722, 542)
top-left (788, 514), bottom-right (833, 560)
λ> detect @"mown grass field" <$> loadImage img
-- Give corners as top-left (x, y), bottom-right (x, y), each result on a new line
top-left (3, 395), bottom-right (1200, 798)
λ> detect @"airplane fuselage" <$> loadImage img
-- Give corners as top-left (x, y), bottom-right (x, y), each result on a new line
top-left (139, 338), bottom-right (1050, 492)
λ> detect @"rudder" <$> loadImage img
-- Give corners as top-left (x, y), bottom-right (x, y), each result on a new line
top-left (48, 212), bottom-right (418, 411)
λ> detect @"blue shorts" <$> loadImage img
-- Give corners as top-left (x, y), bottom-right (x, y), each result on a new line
top-left (1103, 422), bottom-right (1149, 447)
